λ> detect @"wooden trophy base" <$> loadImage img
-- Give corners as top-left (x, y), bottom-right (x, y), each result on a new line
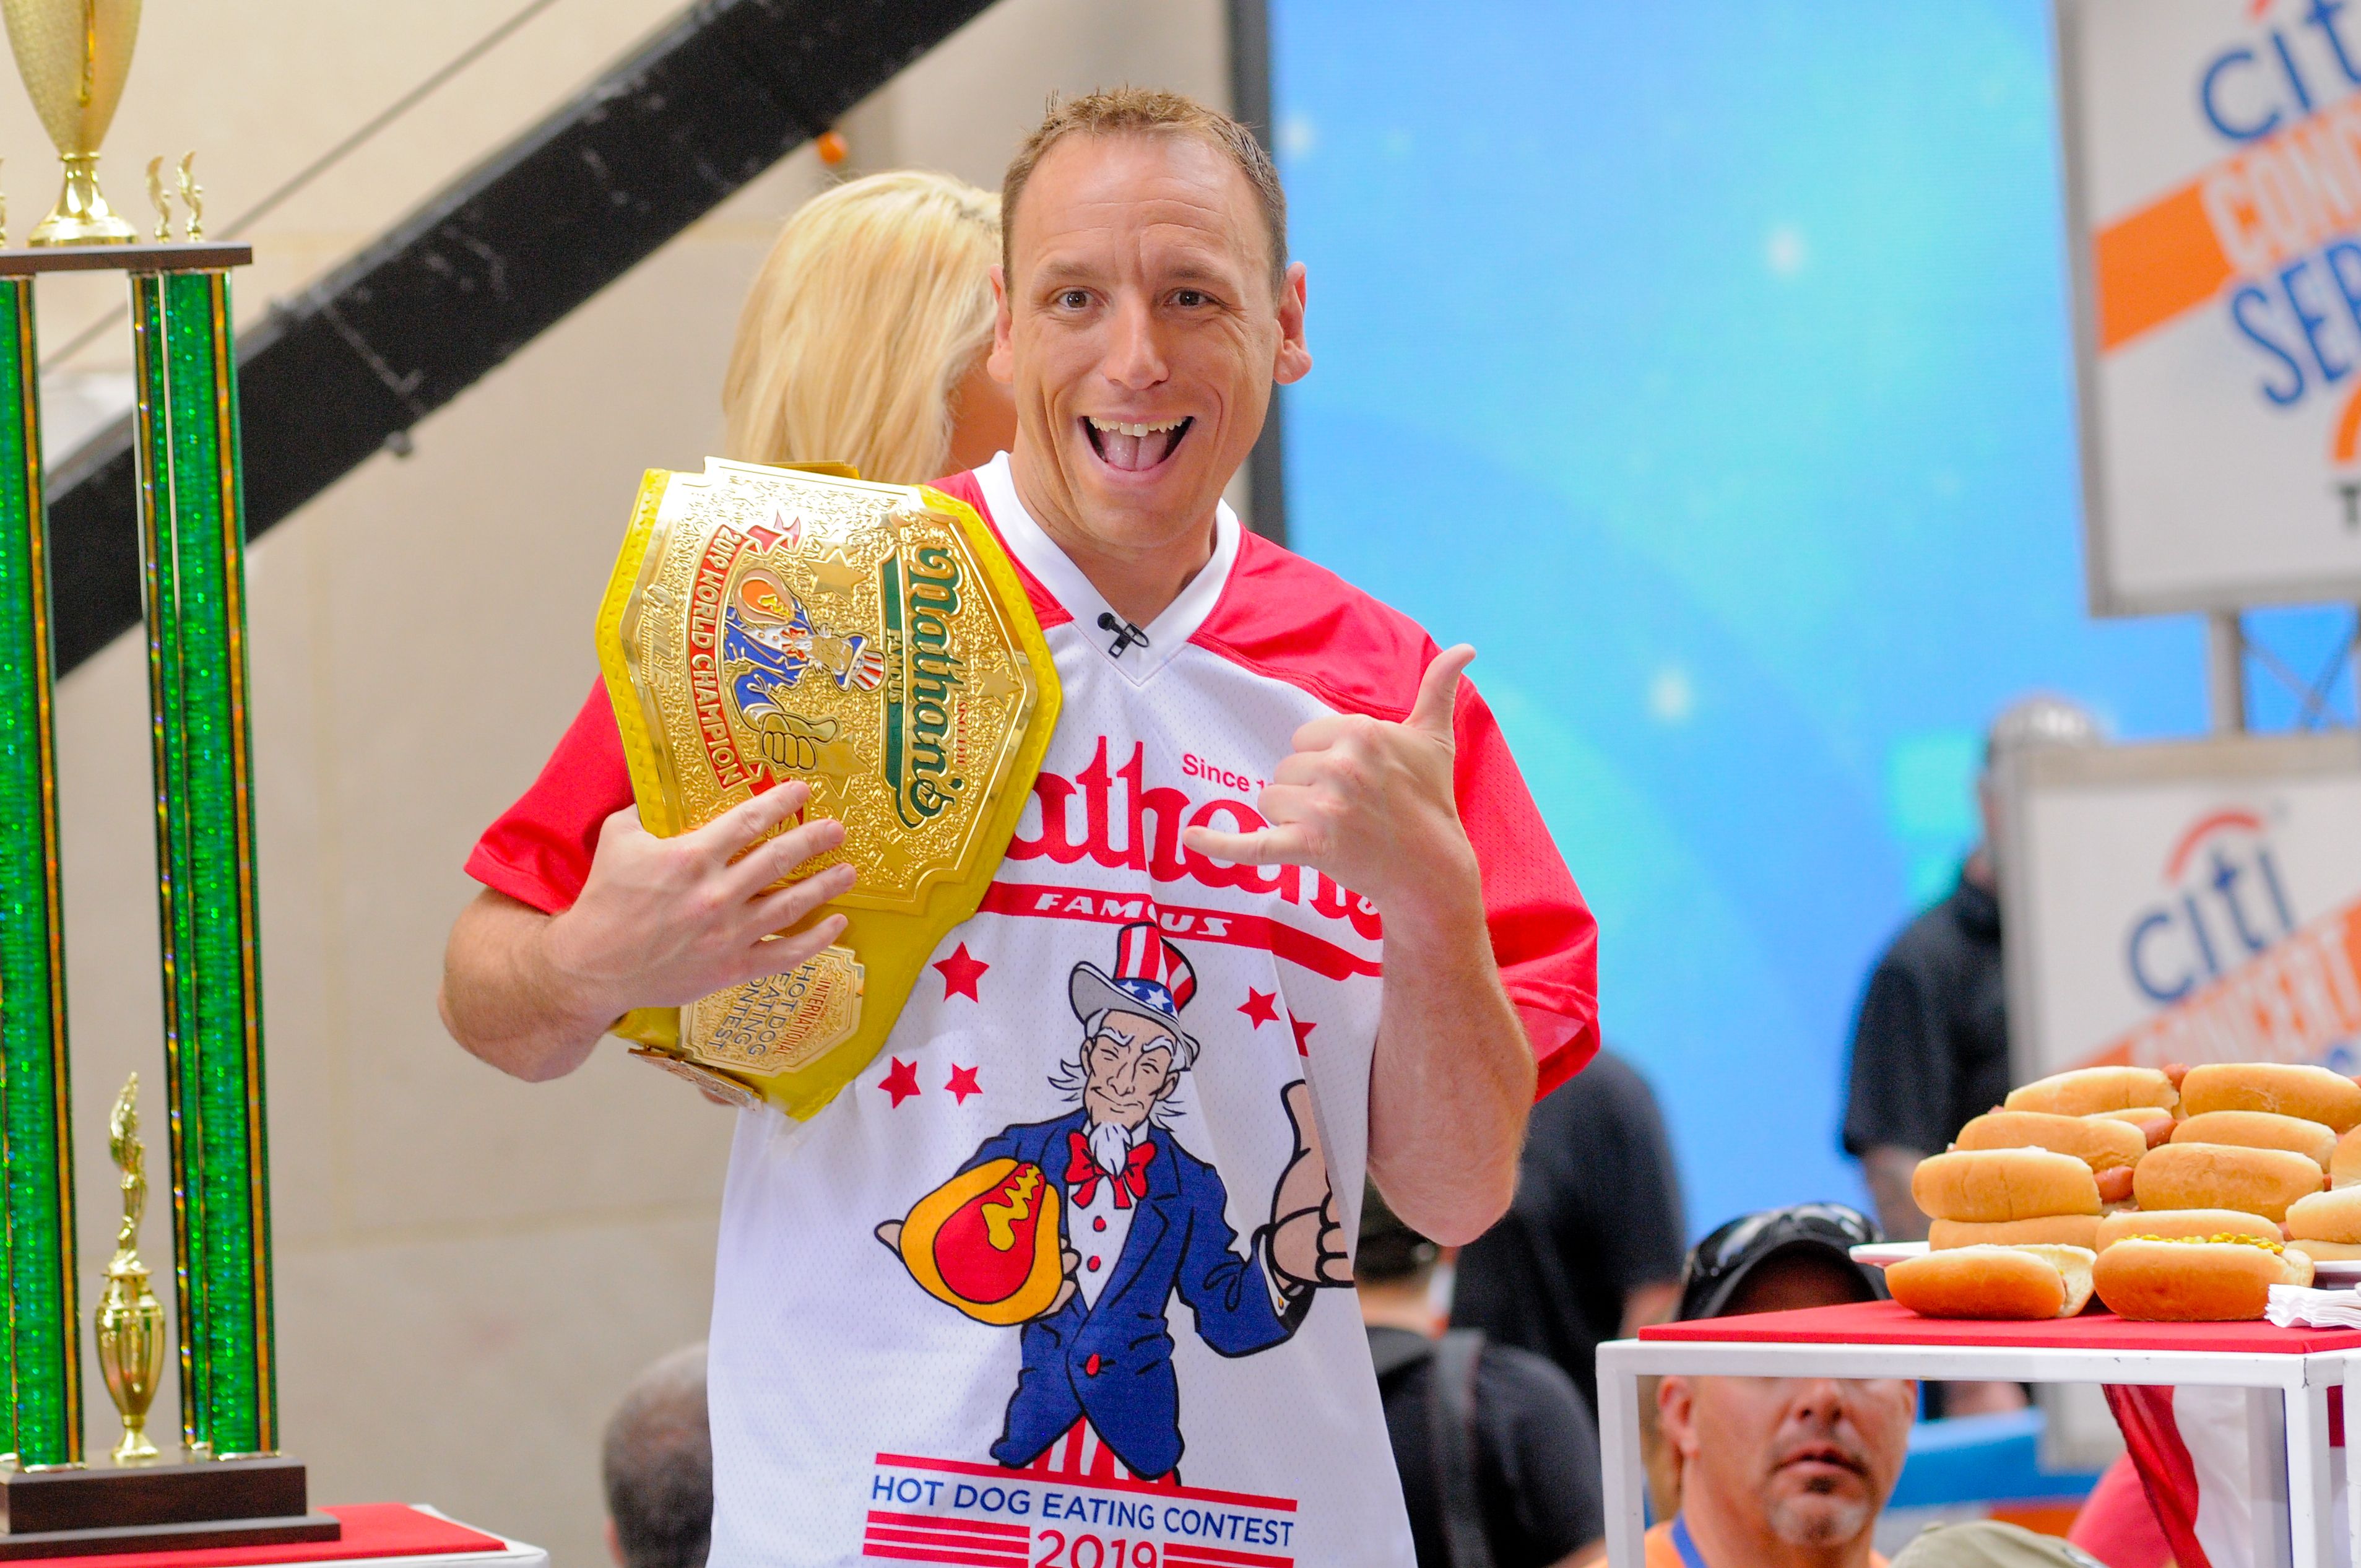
top-left (0, 1456), bottom-right (340, 1559)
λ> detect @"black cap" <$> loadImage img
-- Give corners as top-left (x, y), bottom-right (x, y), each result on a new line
top-left (1676, 1203), bottom-right (1886, 1323)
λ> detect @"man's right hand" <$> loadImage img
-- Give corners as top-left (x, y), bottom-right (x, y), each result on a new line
top-left (438, 781), bottom-right (855, 1081)
top-left (542, 783), bottom-right (857, 1021)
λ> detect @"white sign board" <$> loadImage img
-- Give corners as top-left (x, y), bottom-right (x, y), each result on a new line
top-left (2058, 0), bottom-right (2361, 612)
top-left (2001, 732), bottom-right (2361, 1080)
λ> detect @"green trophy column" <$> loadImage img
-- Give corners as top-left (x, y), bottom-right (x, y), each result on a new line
top-left (0, 274), bottom-right (80, 1470)
top-left (131, 267), bottom-right (274, 1458)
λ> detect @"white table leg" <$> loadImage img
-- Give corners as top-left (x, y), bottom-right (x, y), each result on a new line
top-left (2346, 1376), bottom-right (2361, 1568)
top-left (2255, 1385), bottom-right (2297, 1568)
top-left (1598, 1344), bottom-right (1648, 1568)
top-left (2287, 1380), bottom-right (2336, 1568)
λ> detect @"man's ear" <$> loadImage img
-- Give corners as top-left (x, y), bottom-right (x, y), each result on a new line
top-left (1657, 1374), bottom-right (1700, 1463)
top-left (988, 262), bottom-right (1015, 383)
top-left (1273, 260), bottom-right (1310, 387)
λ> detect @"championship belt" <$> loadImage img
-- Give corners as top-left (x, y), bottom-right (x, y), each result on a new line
top-left (595, 459), bottom-right (1060, 1118)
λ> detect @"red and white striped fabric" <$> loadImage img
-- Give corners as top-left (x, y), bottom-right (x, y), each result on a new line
top-left (2105, 1384), bottom-right (2349, 1568)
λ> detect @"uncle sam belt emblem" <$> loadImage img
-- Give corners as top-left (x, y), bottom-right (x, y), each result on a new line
top-left (596, 459), bottom-right (1061, 1119)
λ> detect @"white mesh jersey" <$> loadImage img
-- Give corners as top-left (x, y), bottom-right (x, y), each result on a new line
top-left (466, 453), bottom-right (1598, 1568)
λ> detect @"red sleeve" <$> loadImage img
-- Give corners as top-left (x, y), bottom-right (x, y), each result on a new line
top-left (1454, 680), bottom-right (1600, 1097)
top-left (463, 678), bottom-right (636, 914)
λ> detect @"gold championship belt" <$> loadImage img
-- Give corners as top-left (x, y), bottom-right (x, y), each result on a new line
top-left (596, 459), bottom-right (1060, 1118)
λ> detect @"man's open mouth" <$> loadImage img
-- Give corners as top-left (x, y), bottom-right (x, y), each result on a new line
top-left (1085, 415), bottom-right (1193, 473)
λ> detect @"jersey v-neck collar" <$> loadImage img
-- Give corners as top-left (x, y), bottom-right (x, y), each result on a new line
top-left (974, 450), bottom-right (1239, 685)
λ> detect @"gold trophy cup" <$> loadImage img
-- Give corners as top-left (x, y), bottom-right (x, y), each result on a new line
top-left (2, 0), bottom-right (142, 244)
top-left (93, 1073), bottom-right (165, 1465)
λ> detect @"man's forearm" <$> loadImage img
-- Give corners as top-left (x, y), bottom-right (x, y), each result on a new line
top-left (1862, 1145), bottom-right (1930, 1242)
top-left (438, 890), bottom-right (617, 1082)
top-left (1366, 891), bottom-right (1533, 1245)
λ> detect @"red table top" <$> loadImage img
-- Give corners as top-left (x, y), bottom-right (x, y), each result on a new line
top-left (1640, 1298), bottom-right (2361, 1355)
top-left (13, 1504), bottom-right (509, 1567)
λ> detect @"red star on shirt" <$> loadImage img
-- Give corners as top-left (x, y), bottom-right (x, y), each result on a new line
top-left (946, 1063), bottom-right (982, 1104)
top-left (1289, 1015), bottom-right (1317, 1055)
top-left (1239, 988), bottom-right (1280, 1029)
top-left (934, 943), bottom-right (989, 1002)
top-left (879, 1057), bottom-right (921, 1107)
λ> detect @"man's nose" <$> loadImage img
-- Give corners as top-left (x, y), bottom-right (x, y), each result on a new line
top-left (1788, 1379), bottom-right (1852, 1425)
top-left (1102, 292), bottom-right (1168, 390)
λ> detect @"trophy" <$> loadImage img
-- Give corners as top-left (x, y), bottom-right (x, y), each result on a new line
top-left (599, 461), bottom-right (1060, 1117)
top-left (1, 0), bottom-right (141, 244)
top-left (0, 0), bottom-right (335, 1553)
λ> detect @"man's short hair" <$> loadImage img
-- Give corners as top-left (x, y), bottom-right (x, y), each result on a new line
top-left (602, 1344), bottom-right (712, 1568)
top-left (1356, 1180), bottom-right (1439, 1283)
top-left (1002, 87), bottom-right (1289, 291)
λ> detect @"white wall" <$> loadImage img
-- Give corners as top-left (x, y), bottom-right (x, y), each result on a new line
top-left (28, 1), bottom-right (1229, 1561)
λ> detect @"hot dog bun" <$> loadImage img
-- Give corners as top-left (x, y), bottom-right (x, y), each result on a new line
top-left (2178, 1063), bottom-right (2361, 1132)
top-left (2092, 1235), bottom-right (2312, 1320)
top-left (2094, 1208), bottom-right (2282, 1249)
top-left (2131, 1141), bottom-right (2325, 1222)
top-left (2285, 1185), bottom-right (2361, 1245)
top-left (1886, 1245), bottom-right (2095, 1320)
top-left (2288, 1239), bottom-right (2361, 1262)
top-left (2004, 1067), bottom-right (2178, 1118)
top-left (1956, 1111), bottom-right (2146, 1171)
top-left (2171, 1111), bottom-right (2338, 1168)
top-left (1911, 1148), bottom-right (2102, 1223)
top-left (1929, 1215), bottom-right (2103, 1251)
top-left (2334, 1125), bottom-right (2361, 1190)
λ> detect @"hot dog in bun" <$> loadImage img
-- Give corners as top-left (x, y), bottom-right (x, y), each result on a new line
top-left (1929, 1215), bottom-right (2103, 1251)
top-left (2091, 1108), bottom-right (2177, 1149)
top-left (2091, 1234), bottom-right (2312, 1320)
top-left (2004, 1067), bottom-right (2178, 1119)
top-left (2133, 1141), bottom-right (2324, 1222)
top-left (2284, 1187), bottom-right (2361, 1261)
top-left (2178, 1063), bottom-right (2361, 1132)
top-left (1886, 1244), bottom-right (2095, 1320)
top-left (2170, 1110), bottom-right (2337, 1168)
top-left (2333, 1125), bottom-right (2361, 1190)
top-left (1912, 1148), bottom-right (2101, 1223)
top-left (2093, 1208), bottom-right (2282, 1250)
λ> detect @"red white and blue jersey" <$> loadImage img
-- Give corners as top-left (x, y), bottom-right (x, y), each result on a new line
top-left (467, 452), bottom-right (1598, 1568)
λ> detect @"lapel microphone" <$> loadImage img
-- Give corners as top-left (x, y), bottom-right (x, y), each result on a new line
top-left (1097, 612), bottom-right (1150, 658)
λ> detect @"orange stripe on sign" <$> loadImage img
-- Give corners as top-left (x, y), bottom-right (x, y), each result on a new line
top-left (2096, 182), bottom-right (2235, 352)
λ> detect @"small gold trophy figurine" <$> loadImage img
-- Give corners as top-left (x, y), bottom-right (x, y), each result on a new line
top-left (94, 1073), bottom-right (165, 1465)
top-left (2, 0), bottom-right (142, 244)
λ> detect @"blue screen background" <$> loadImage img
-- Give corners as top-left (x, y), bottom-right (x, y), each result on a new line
top-left (1267, 0), bottom-right (2356, 1238)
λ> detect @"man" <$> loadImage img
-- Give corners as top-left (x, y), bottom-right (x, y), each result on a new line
top-left (1650, 1205), bottom-right (1915, 1568)
top-left (602, 1345), bottom-right (713, 1568)
top-left (440, 89), bottom-right (1597, 1566)
top-left (1451, 1047), bottom-right (1684, 1424)
top-left (1842, 693), bottom-right (2103, 1243)
top-left (1361, 1182), bottom-right (1605, 1568)
top-left (875, 922), bottom-right (1346, 1478)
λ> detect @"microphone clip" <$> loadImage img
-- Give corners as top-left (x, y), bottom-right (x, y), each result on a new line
top-left (1097, 611), bottom-right (1150, 658)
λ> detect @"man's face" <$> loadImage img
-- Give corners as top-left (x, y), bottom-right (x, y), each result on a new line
top-left (991, 131), bottom-right (1310, 557)
top-left (1080, 1010), bottom-right (1181, 1131)
top-left (1661, 1373), bottom-right (1915, 1550)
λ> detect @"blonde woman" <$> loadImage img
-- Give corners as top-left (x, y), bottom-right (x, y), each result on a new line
top-left (721, 168), bottom-right (1012, 480)
top-left (441, 169), bottom-right (1011, 992)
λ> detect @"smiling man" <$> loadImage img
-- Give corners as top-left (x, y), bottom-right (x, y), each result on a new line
top-left (440, 88), bottom-right (1596, 1566)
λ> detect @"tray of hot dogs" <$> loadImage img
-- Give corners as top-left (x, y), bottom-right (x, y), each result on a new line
top-left (1861, 1064), bottom-right (2361, 1320)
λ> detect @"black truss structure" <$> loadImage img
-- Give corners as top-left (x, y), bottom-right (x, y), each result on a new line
top-left (45, 0), bottom-right (992, 675)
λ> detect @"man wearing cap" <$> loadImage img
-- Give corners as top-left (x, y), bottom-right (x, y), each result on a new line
top-left (1650, 1206), bottom-right (1915, 1568)
top-left (440, 85), bottom-right (1597, 1566)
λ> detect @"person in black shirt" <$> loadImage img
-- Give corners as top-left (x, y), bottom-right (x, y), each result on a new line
top-left (1450, 1049), bottom-right (1685, 1423)
top-left (1840, 693), bottom-right (2100, 1244)
top-left (1840, 695), bottom-right (2099, 1421)
top-left (1361, 1183), bottom-right (1605, 1568)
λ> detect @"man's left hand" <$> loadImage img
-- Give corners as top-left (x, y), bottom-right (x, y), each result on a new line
top-left (1180, 646), bottom-right (1479, 916)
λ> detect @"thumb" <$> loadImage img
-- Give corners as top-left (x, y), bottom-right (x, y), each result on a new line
top-left (1406, 644), bottom-right (1475, 739)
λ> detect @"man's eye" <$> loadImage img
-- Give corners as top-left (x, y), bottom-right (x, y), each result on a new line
top-left (1174, 290), bottom-right (1208, 308)
top-left (1057, 288), bottom-right (1090, 309)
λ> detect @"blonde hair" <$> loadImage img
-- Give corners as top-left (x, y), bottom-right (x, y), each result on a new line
top-left (722, 170), bottom-right (1001, 482)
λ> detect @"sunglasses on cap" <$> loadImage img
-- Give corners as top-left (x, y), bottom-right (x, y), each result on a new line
top-left (1676, 1202), bottom-right (1885, 1323)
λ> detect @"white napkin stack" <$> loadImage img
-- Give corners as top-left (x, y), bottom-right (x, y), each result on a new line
top-left (2265, 1284), bottom-right (2361, 1328)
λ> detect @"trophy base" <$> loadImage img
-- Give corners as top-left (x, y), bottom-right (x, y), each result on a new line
top-left (0, 1456), bottom-right (340, 1558)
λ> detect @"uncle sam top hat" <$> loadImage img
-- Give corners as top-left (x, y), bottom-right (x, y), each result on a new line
top-left (1070, 920), bottom-right (1200, 1068)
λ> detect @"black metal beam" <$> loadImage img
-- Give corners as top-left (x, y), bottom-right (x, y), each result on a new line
top-left (45, 0), bottom-right (994, 676)
top-left (1226, 0), bottom-right (1286, 547)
